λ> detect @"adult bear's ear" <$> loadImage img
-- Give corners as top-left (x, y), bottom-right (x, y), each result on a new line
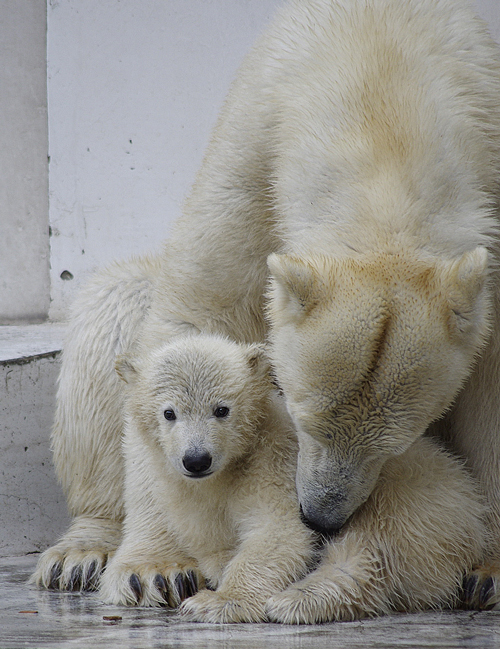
top-left (115, 355), bottom-right (138, 384)
top-left (443, 246), bottom-right (491, 340)
top-left (450, 246), bottom-right (488, 301)
top-left (267, 253), bottom-right (323, 325)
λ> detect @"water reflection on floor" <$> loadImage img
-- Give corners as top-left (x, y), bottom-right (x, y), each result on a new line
top-left (1, 555), bottom-right (499, 649)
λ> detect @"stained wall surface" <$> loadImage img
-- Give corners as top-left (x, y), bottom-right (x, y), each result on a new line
top-left (0, 324), bottom-right (68, 556)
top-left (46, 0), bottom-right (283, 320)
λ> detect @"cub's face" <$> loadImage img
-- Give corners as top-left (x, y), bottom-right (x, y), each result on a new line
top-left (118, 336), bottom-right (269, 480)
top-left (267, 249), bottom-right (490, 533)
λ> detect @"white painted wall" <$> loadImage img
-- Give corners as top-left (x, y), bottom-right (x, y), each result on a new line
top-left (476, 0), bottom-right (500, 40)
top-left (47, 0), bottom-right (283, 319)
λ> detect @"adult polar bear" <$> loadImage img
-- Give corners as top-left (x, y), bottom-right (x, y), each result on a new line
top-left (33, 0), bottom-right (500, 615)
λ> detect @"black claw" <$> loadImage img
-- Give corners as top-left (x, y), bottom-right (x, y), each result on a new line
top-left (129, 574), bottom-right (143, 603)
top-left (174, 573), bottom-right (187, 602)
top-left (154, 573), bottom-right (168, 592)
top-left (48, 561), bottom-right (62, 590)
top-left (83, 561), bottom-right (99, 591)
top-left (479, 576), bottom-right (495, 609)
top-left (154, 574), bottom-right (169, 605)
top-left (185, 570), bottom-right (198, 597)
top-left (462, 574), bottom-right (478, 606)
top-left (67, 565), bottom-right (82, 591)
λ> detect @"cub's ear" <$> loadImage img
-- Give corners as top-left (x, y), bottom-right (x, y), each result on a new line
top-left (244, 342), bottom-right (271, 374)
top-left (115, 355), bottom-right (138, 384)
top-left (267, 253), bottom-right (323, 325)
top-left (445, 246), bottom-right (490, 337)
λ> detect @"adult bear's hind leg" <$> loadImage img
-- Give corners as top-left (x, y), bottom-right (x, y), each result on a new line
top-left (30, 255), bottom-right (160, 592)
top-left (445, 289), bottom-right (500, 610)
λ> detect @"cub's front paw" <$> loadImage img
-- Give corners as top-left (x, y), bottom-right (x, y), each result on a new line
top-left (462, 563), bottom-right (500, 610)
top-left (99, 561), bottom-right (203, 607)
top-left (179, 590), bottom-right (266, 623)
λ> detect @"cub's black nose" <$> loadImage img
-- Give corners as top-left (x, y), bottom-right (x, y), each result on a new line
top-left (182, 451), bottom-right (212, 476)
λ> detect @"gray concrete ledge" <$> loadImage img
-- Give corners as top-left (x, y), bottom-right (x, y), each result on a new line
top-left (1, 323), bottom-right (69, 556)
top-left (0, 322), bottom-right (66, 363)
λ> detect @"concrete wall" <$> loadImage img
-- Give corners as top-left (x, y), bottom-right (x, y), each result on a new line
top-left (0, 354), bottom-right (69, 555)
top-left (46, 0), bottom-right (282, 320)
top-left (0, 0), bottom-right (49, 324)
top-left (0, 324), bottom-right (68, 556)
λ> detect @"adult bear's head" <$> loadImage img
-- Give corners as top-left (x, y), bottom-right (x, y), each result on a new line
top-left (267, 249), bottom-right (491, 534)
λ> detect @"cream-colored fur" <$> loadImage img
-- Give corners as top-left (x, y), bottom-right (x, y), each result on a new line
top-left (266, 250), bottom-right (490, 533)
top-left (32, 0), bottom-right (500, 618)
top-left (99, 336), bottom-right (315, 622)
top-left (267, 437), bottom-right (486, 623)
top-left (103, 334), bottom-right (484, 623)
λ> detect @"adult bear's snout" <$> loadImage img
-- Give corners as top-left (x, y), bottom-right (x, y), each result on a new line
top-left (299, 502), bottom-right (345, 538)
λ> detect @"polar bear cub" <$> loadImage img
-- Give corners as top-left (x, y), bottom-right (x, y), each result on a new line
top-left (98, 335), bottom-right (315, 623)
top-left (98, 333), bottom-right (485, 623)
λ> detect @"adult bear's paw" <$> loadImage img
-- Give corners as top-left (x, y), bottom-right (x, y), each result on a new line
top-left (99, 561), bottom-right (203, 608)
top-left (30, 516), bottom-right (122, 592)
top-left (265, 571), bottom-right (382, 624)
top-left (30, 545), bottom-right (107, 592)
top-left (179, 590), bottom-right (266, 623)
top-left (462, 563), bottom-right (500, 610)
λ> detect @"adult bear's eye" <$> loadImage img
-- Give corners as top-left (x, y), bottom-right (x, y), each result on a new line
top-left (214, 406), bottom-right (230, 418)
top-left (164, 409), bottom-right (176, 421)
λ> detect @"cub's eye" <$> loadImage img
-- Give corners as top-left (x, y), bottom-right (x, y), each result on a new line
top-left (164, 409), bottom-right (176, 421)
top-left (214, 406), bottom-right (230, 418)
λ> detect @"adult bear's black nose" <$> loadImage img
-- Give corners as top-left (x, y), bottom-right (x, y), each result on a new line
top-left (299, 504), bottom-right (342, 538)
top-left (182, 450), bottom-right (212, 476)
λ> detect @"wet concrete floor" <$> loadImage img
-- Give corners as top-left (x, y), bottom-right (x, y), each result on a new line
top-left (1, 555), bottom-right (499, 649)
